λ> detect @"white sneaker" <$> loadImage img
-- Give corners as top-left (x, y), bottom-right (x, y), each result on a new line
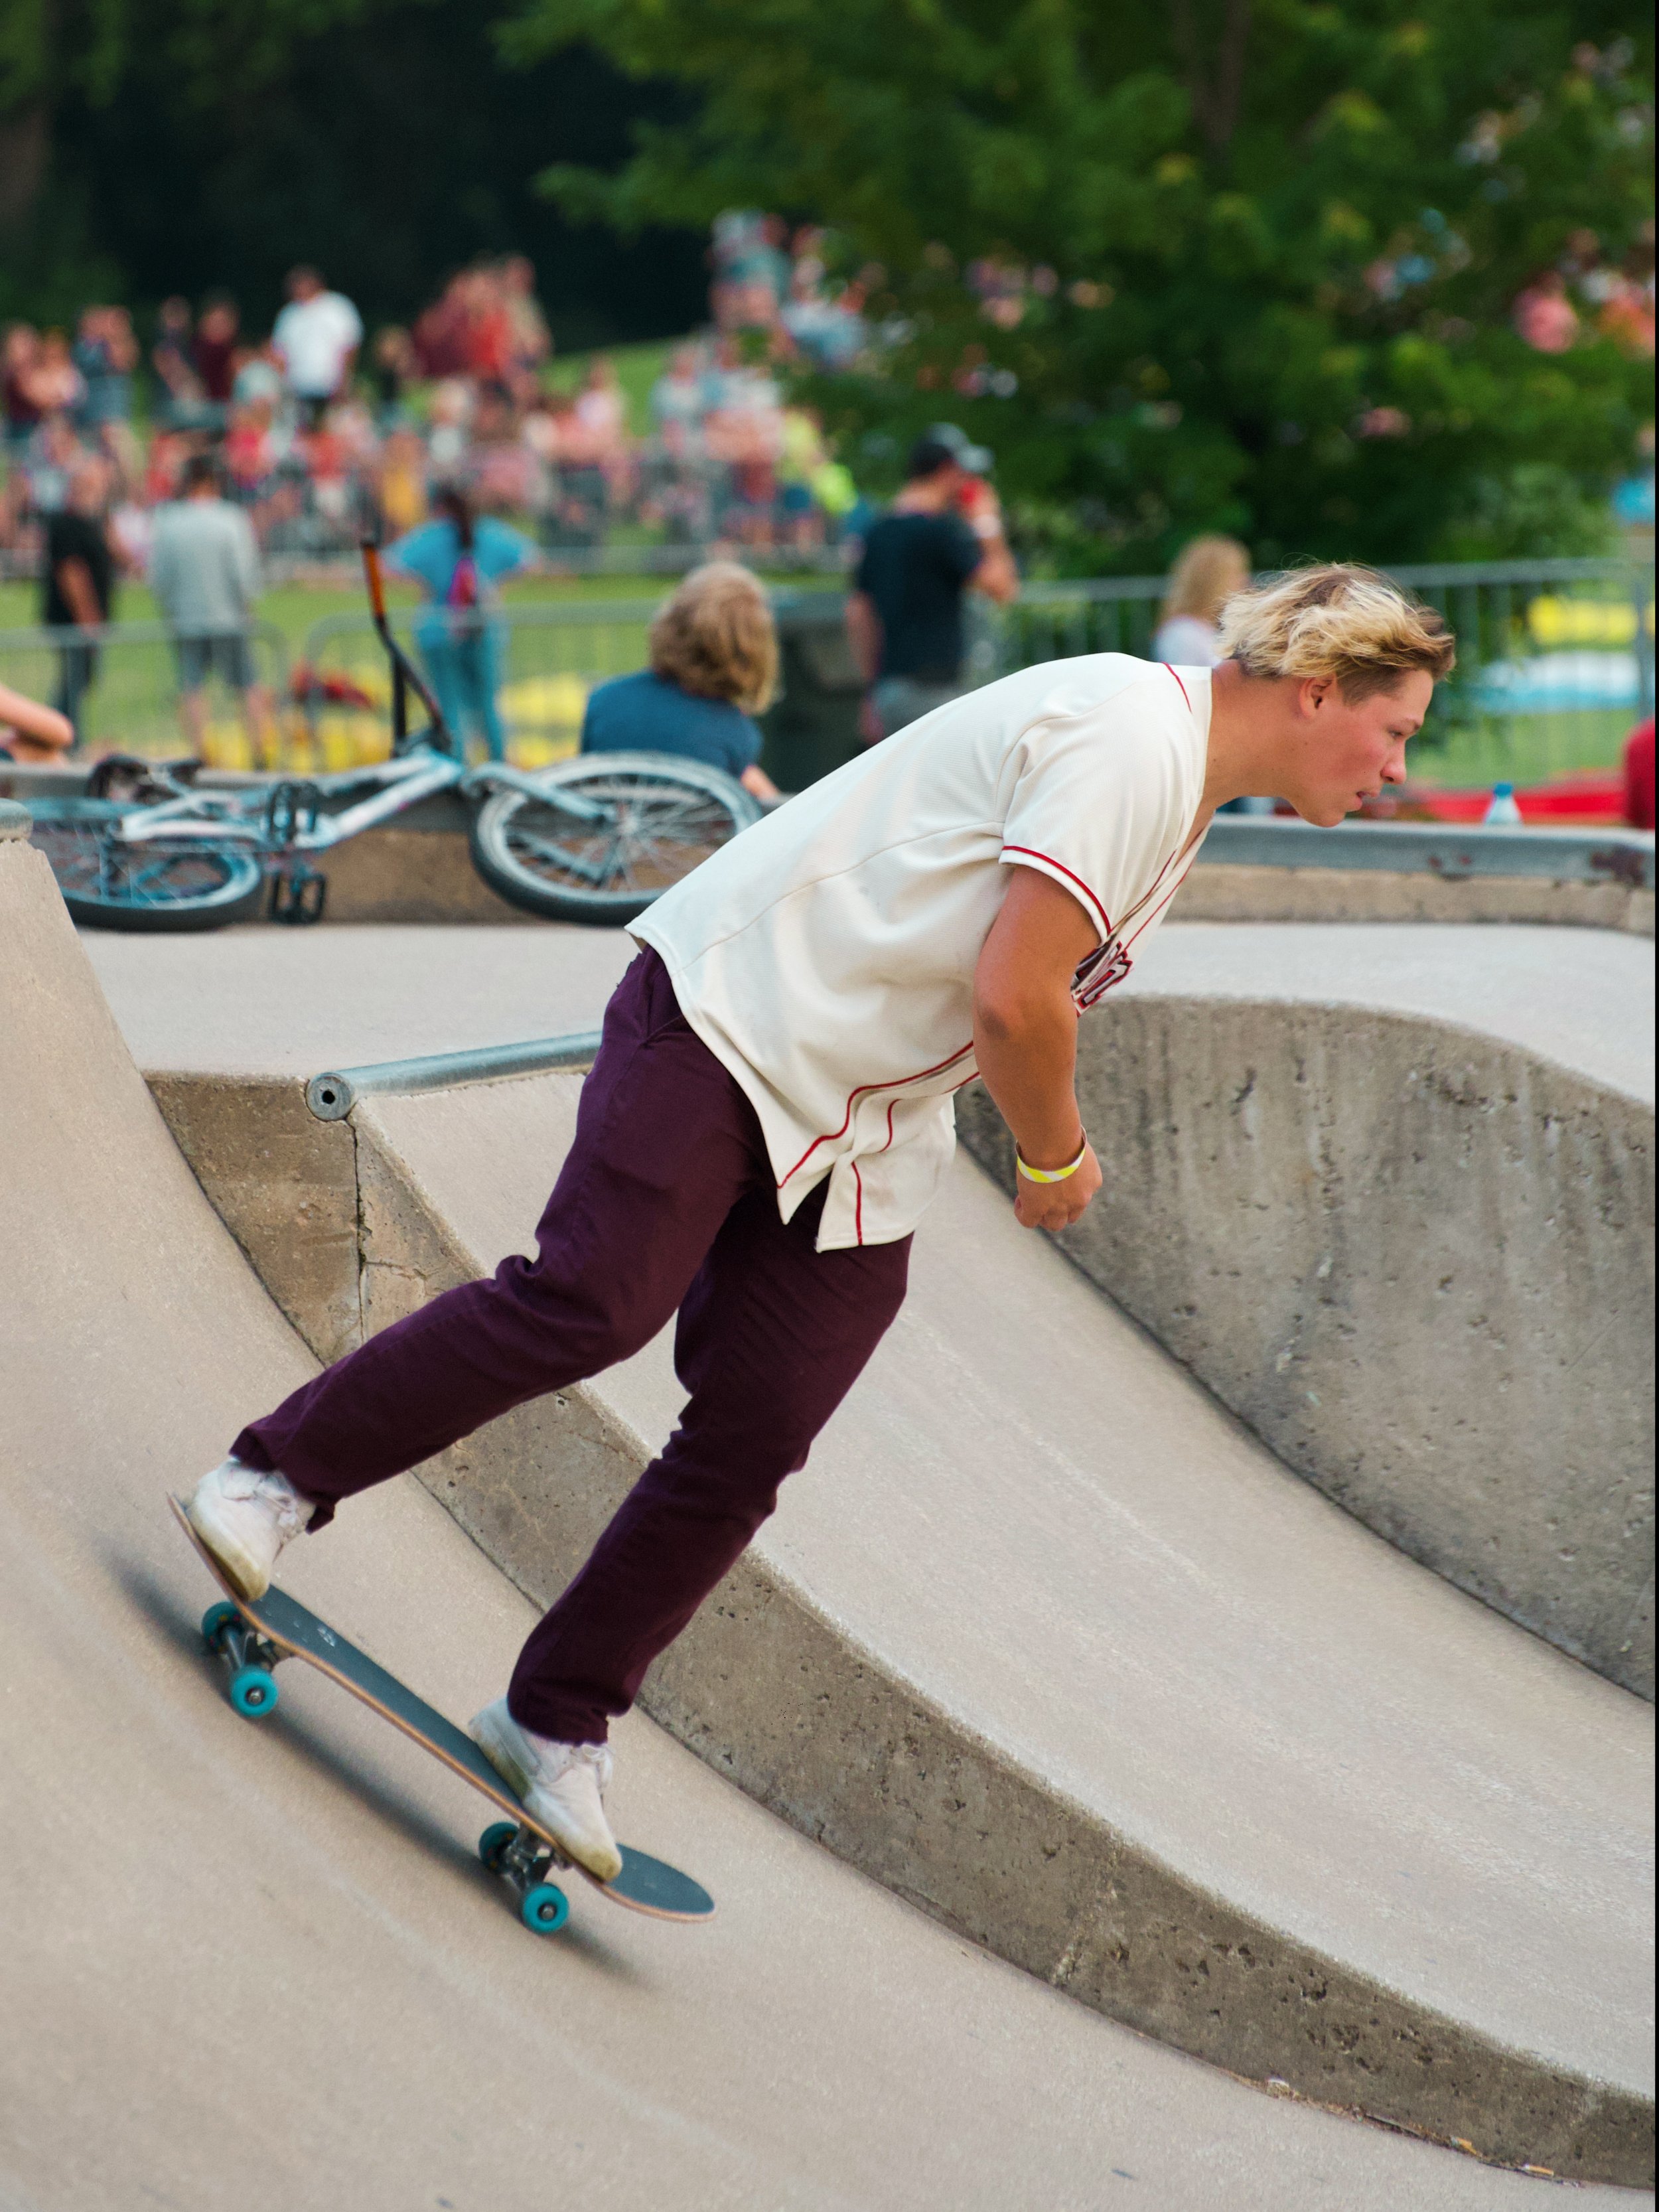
top-left (469, 1697), bottom-right (623, 1884)
top-left (184, 1457), bottom-right (313, 1601)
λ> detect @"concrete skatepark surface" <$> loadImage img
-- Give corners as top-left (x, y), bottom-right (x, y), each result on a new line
top-left (4, 857), bottom-right (1653, 2203)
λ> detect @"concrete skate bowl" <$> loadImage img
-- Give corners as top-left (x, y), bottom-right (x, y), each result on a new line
top-left (960, 982), bottom-right (1656, 1700)
top-left (5, 794), bottom-right (1653, 2195)
top-left (140, 1026), bottom-right (1656, 2183)
top-left (29, 816), bottom-right (1647, 2212)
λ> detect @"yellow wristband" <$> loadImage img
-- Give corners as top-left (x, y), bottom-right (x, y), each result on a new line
top-left (1015, 1136), bottom-right (1089, 1184)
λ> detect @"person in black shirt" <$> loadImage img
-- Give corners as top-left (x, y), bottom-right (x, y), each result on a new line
top-left (42, 455), bottom-right (117, 742)
top-left (847, 422), bottom-right (1018, 740)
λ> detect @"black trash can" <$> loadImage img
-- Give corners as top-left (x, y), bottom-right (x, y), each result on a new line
top-left (759, 589), bottom-right (865, 794)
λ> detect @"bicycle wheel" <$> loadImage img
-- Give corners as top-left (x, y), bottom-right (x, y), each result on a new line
top-left (29, 801), bottom-right (266, 932)
top-left (469, 753), bottom-right (762, 926)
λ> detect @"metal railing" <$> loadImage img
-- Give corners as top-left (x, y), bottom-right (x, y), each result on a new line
top-left (994, 559), bottom-right (1656, 791)
top-left (3, 558), bottom-right (1651, 787)
top-left (293, 599), bottom-right (662, 773)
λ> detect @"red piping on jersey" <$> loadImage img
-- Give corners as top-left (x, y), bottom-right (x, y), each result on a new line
top-left (851, 1160), bottom-right (865, 1244)
top-left (1166, 664), bottom-right (1192, 714)
top-left (779, 1041), bottom-right (976, 1187)
top-left (999, 846), bottom-right (1112, 940)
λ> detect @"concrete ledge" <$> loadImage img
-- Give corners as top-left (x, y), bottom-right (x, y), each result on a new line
top-left (1185, 821), bottom-right (1655, 934)
top-left (145, 1062), bottom-right (1656, 2186)
top-left (1179, 861), bottom-right (1654, 933)
top-left (960, 999), bottom-right (1655, 1699)
top-left (1199, 816), bottom-right (1654, 887)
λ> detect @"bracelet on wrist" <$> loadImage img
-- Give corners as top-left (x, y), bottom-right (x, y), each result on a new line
top-left (1015, 1134), bottom-right (1089, 1184)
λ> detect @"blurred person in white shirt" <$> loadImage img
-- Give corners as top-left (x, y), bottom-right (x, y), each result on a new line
top-left (272, 267), bottom-right (363, 429)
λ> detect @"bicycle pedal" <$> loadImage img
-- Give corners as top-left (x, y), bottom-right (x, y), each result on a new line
top-left (269, 865), bottom-right (328, 926)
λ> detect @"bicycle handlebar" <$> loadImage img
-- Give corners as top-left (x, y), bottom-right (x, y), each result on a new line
top-left (358, 535), bottom-right (454, 755)
top-left (361, 538), bottom-right (390, 627)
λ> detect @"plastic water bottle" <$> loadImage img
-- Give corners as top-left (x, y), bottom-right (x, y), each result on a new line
top-left (1483, 780), bottom-right (1523, 827)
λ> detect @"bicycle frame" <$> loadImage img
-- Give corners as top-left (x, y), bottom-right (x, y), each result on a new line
top-left (109, 749), bottom-right (615, 849)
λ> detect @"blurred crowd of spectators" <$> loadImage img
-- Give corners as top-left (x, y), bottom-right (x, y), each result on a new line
top-left (0, 228), bottom-right (877, 597)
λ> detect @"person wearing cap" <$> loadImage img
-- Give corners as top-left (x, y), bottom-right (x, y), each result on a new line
top-left (847, 424), bottom-right (1019, 741)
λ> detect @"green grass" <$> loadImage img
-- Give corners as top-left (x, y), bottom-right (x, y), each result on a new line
top-left (544, 338), bottom-right (678, 437)
top-left (1410, 707), bottom-right (1632, 792)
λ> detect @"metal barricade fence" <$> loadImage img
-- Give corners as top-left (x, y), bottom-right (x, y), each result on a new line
top-left (992, 558), bottom-right (1656, 791)
top-left (294, 601), bottom-right (662, 773)
top-left (0, 619), bottom-right (289, 767)
top-left (3, 559), bottom-right (1651, 784)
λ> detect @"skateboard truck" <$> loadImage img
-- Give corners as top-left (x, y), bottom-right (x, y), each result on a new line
top-left (478, 1822), bottom-right (575, 1935)
top-left (202, 1600), bottom-right (287, 1718)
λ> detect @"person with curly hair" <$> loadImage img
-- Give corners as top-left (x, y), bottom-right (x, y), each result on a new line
top-left (579, 561), bottom-right (780, 800)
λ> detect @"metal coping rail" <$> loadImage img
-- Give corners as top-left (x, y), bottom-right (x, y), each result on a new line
top-left (306, 1030), bottom-right (604, 1122)
top-left (1201, 816), bottom-right (1654, 885)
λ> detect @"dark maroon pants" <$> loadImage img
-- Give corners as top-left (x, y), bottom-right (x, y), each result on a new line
top-left (234, 948), bottom-right (911, 1744)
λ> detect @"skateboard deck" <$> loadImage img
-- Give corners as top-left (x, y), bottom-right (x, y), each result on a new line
top-left (170, 1497), bottom-right (714, 1931)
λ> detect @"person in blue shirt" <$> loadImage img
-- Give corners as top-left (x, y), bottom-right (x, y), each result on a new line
top-left (581, 562), bottom-right (780, 800)
top-left (386, 486), bottom-right (535, 761)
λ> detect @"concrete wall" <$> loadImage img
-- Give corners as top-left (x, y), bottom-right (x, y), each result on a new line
top-left (958, 1003), bottom-right (1656, 1698)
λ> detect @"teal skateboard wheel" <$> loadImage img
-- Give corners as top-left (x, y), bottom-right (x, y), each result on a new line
top-left (520, 1883), bottom-right (570, 1935)
top-left (228, 1665), bottom-right (279, 1718)
top-left (478, 1822), bottom-right (518, 1870)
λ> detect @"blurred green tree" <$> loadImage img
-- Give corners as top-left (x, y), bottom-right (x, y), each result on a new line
top-left (507, 0), bottom-right (1654, 567)
top-left (0, 0), bottom-right (703, 340)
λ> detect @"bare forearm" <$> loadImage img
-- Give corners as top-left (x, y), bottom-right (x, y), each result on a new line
top-left (972, 864), bottom-right (1103, 1230)
top-left (845, 593), bottom-right (882, 685)
top-left (970, 540), bottom-right (1019, 605)
top-left (972, 990), bottom-right (1083, 1169)
top-left (0, 680), bottom-right (73, 749)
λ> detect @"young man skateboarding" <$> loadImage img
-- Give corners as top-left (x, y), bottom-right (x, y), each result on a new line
top-left (186, 563), bottom-right (1453, 1883)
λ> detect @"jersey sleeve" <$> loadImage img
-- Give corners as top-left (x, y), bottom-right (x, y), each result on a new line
top-left (998, 678), bottom-right (1194, 946)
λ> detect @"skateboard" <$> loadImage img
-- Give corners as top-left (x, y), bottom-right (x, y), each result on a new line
top-left (169, 1498), bottom-right (715, 1935)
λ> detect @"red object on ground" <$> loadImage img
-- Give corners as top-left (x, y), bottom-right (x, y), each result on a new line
top-left (1382, 773), bottom-right (1630, 827)
top-left (1624, 719), bottom-right (1656, 831)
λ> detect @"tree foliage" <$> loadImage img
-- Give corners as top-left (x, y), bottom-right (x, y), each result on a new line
top-left (507, 0), bottom-right (1655, 566)
top-left (0, 0), bottom-right (704, 341)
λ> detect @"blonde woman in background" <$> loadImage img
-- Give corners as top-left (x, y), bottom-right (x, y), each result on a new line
top-left (1155, 534), bottom-right (1274, 810)
top-left (1153, 535), bottom-right (1252, 667)
top-left (580, 561), bottom-right (780, 800)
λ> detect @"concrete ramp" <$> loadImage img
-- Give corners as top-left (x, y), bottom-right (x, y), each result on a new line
top-left (10, 838), bottom-right (1634, 2206)
top-left (58, 901), bottom-right (1657, 2188)
top-left (310, 1069), bottom-right (1652, 2187)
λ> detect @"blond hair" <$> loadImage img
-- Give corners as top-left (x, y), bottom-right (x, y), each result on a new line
top-left (1163, 534), bottom-right (1251, 624)
top-left (1216, 563), bottom-right (1456, 700)
top-left (649, 562), bottom-right (779, 715)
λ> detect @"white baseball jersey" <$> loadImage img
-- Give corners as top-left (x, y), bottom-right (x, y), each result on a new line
top-left (633, 654), bottom-right (1211, 1250)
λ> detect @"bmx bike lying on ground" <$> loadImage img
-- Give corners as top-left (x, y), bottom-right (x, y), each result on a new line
top-left (28, 542), bottom-right (762, 932)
